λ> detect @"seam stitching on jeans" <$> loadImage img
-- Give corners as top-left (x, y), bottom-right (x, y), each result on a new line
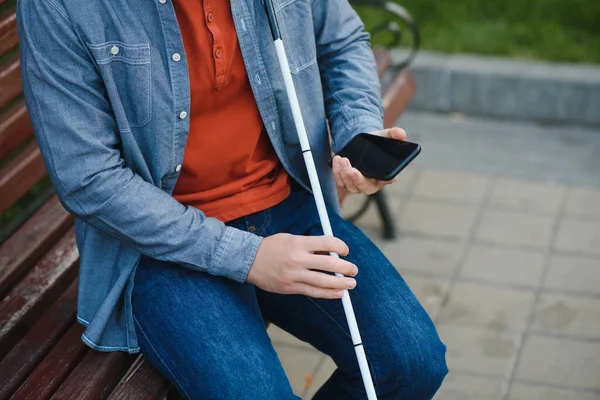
top-left (133, 315), bottom-right (193, 400)
top-left (305, 297), bottom-right (353, 340)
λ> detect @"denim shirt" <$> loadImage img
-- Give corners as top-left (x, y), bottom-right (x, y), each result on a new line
top-left (17, 0), bottom-right (383, 353)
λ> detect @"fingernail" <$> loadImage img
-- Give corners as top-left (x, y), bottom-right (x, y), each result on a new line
top-left (353, 267), bottom-right (358, 276)
top-left (347, 280), bottom-right (356, 289)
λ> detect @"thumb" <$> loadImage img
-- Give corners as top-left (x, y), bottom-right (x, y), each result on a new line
top-left (369, 127), bottom-right (407, 140)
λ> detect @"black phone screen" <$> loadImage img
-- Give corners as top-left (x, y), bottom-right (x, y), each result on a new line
top-left (334, 133), bottom-right (421, 181)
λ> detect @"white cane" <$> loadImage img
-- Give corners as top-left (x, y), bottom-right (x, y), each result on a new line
top-left (262, 2), bottom-right (377, 399)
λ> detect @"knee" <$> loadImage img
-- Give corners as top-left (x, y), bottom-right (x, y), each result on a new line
top-left (376, 335), bottom-right (448, 398)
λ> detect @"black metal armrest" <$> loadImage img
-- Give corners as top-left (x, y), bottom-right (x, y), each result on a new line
top-left (351, 0), bottom-right (420, 69)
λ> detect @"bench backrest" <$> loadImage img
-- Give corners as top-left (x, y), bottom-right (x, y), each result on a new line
top-left (0, 1), bottom-right (53, 243)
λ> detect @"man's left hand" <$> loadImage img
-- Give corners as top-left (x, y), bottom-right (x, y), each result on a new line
top-left (332, 127), bottom-right (407, 195)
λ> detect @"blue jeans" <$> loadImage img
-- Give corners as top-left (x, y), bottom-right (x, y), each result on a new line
top-left (132, 189), bottom-right (447, 399)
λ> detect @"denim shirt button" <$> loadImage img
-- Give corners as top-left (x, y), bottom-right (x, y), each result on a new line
top-left (172, 53), bottom-right (181, 62)
top-left (110, 46), bottom-right (119, 56)
top-left (254, 74), bottom-right (261, 85)
top-left (158, 0), bottom-right (167, 3)
top-left (175, 164), bottom-right (182, 172)
top-left (179, 111), bottom-right (187, 119)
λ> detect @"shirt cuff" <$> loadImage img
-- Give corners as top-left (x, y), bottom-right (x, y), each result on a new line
top-left (332, 115), bottom-right (384, 154)
top-left (211, 225), bottom-right (263, 283)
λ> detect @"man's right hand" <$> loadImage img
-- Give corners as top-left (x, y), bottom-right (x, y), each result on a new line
top-left (246, 233), bottom-right (358, 299)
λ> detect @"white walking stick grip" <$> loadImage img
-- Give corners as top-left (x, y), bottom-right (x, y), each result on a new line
top-left (274, 39), bottom-right (378, 400)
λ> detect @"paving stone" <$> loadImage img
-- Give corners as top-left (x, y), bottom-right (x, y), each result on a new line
top-left (412, 169), bottom-right (490, 203)
top-left (476, 210), bottom-right (554, 248)
top-left (515, 335), bottom-right (600, 389)
top-left (544, 255), bottom-right (600, 295)
top-left (437, 325), bottom-right (521, 378)
top-left (268, 324), bottom-right (313, 349)
top-left (402, 273), bottom-right (451, 319)
top-left (274, 346), bottom-right (324, 396)
top-left (303, 356), bottom-right (336, 399)
top-left (531, 293), bottom-right (600, 340)
top-left (382, 236), bottom-right (464, 276)
top-left (435, 371), bottom-right (506, 400)
top-left (565, 187), bottom-right (600, 218)
top-left (397, 111), bottom-right (600, 188)
top-left (554, 218), bottom-right (600, 255)
top-left (385, 164), bottom-right (422, 195)
top-left (399, 200), bottom-right (478, 239)
top-left (489, 178), bottom-right (564, 215)
top-left (459, 245), bottom-right (545, 288)
top-left (508, 383), bottom-right (600, 400)
top-left (437, 282), bottom-right (535, 330)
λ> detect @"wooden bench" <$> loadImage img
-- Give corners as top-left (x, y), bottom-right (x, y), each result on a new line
top-left (0, 3), bottom-right (418, 399)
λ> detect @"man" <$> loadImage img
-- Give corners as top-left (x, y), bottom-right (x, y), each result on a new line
top-left (17, 0), bottom-right (447, 398)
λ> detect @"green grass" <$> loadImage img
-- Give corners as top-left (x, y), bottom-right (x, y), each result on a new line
top-left (356, 0), bottom-right (600, 64)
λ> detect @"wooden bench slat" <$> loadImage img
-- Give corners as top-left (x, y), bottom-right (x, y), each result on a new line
top-left (108, 356), bottom-right (172, 400)
top-left (373, 48), bottom-right (392, 79)
top-left (0, 281), bottom-right (77, 400)
top-left (0, 141), bottom-right (47, 215)
top-left (0, 196), bottom-right (72, 298)
top-left (11, 323), bottom-right (88, 400)
top-left (0, 53), bottom-right (21, 110)
top-left (0, 100), bottom-right (33, 160)
top-left (382, 70), bottom-right (416, 128)
top-left (0, 229), bottom-right (78, 357)
top-left (51, 350), bottom-right (136, 400)
top-left (0, 8), bottom-right (17, 56)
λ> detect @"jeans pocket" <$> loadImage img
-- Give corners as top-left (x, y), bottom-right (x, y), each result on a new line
top-left (87, 41), bottom-right (152, 131)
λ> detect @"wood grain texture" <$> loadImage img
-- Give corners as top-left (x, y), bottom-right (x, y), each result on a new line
top-left (51, 350), bottom-right (136, 400)
top-left (0, 229), bottom-right (78, 357)
top-left (0, 53), bottom-right (21, 109)
top-left (12, 323), bottom-right (88, 400)
top-left (382, 69), bottom-right (416, 128)
top-left (107, 356), bottom-right (172, 400)
top-left (0, 100), bottom-right (33, 160)
top-left (0, 281), bottom-right (77, 400)
top-left (0, 141), bottom-right (47, 214)
top-left (372, 48), bottom-right (392, 79)
top-left (0, 8), bottom-right (17, 56)
top-left (0, 196), bottom-right (72, 298)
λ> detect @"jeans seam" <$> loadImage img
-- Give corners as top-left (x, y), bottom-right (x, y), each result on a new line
top-left (133, 315), bottom-right (193, 400)
top-left (306, 296), bottom-right (384, 394)
top-left (305, 297), bottom-right (352, 341)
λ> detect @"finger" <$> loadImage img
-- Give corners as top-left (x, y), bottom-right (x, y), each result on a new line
top-left (305, 253), bottom-right (358, 276)
top-left (292, 283), bottom-right (345, 299)
top-left (297, 270), bottom-right (356, 290)
top-left (387, 127), bottom-right (407, 141)
top-left (303, 235), bottom-right (349, 256)
top-left (340, 158), bottom-right (360, 193)
top-left (349, 168), bottom-right (379, 195)
top-left (332, 156), bottom-right (345, 188)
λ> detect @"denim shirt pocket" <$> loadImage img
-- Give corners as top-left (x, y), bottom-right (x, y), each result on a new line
top-left (87, 42), bottom-right (152, 132)
top-left (275, 0), bottom-right (317, 75)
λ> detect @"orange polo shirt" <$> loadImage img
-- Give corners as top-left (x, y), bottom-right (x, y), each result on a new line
top-left (172, 0), bottom-right (290, 222)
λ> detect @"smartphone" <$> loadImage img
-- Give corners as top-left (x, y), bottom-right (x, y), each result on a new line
top-left (331, 133), bottom-right (421, 181)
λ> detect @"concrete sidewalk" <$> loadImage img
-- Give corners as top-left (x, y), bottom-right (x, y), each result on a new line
top-left (269, 111), bottom-right (600, 399)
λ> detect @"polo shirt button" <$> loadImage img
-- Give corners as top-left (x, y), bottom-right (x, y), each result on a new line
top-left (172, 53), bottom-right (181, 62)
top-left (207, 12), bottom-right (214, 23)
top-left (179, 111), bottom-right (188, 119)
top-left (215, 47), bottom-right (223, 59)
top-left (175, 164), bottom-right (182, 172)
